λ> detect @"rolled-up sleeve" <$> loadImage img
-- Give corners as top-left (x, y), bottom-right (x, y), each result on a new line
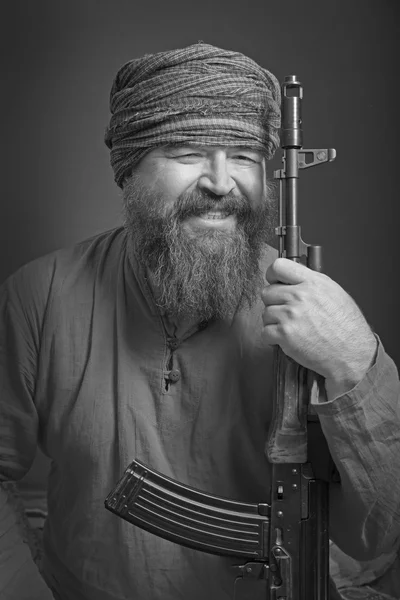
top-left (313, 338), bottom-right (400, 559)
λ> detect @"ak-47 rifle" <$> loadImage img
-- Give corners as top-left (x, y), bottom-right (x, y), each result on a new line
top-left (105, 75), bottom-right (338, 599)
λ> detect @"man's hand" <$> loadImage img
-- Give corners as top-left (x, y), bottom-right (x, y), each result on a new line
top-left (261, 258), bottom-right (378, 398)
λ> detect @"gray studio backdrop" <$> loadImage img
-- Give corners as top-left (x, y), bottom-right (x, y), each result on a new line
top-left (1, 0), bottom-right (399, 506)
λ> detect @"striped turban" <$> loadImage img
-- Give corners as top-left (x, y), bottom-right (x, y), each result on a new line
top-left (105, 42), bottom-right (281, 188)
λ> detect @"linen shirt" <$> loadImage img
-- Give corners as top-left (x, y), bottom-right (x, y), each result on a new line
top-left (0, 227), bottom-right (399, 600)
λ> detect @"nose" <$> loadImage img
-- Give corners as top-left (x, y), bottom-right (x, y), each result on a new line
top-left (197, 150), bottom-right (235, 197)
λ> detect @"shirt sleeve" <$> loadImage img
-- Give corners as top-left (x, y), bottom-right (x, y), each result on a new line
top-left (0, 273), bottom-right (40, 483)
top-left (0, 262), bottom-right (54, 598)
top-left (313, 337), bottom-right (400, 560)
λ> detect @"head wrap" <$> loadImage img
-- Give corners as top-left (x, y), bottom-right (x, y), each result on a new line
top-left (105, 42), bottom-right (281, 187)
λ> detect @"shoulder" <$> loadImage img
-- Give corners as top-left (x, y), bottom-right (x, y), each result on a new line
top-left (1, 227), bottom-right (127, 317)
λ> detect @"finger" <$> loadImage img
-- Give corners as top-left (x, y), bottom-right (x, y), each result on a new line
top-left (261, 323), bottom-right (282, 346)
top-left (262, 305), bottom-right (283, 326)
top-left (266, 257), bottom-right (311, 285)
top-left (261, 283), bottom-right (295, 306)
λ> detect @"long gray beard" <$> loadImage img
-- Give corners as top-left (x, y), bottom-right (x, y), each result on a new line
top-left (122, 175), bottom-right (276, 322)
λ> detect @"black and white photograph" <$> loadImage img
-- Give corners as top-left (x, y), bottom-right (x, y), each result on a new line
top-left (0, 2), bottom-right (399, 599)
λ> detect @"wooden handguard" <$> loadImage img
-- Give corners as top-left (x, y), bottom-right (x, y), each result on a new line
top-left (266, 349), bottom-right (327, 463)
top-left (266, 348), bottom-right (308, 463)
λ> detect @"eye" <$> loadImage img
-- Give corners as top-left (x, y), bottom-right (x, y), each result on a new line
top-left (233, 155), bottom-right (258, 163)
top-left (171, 152), bottom-right (204, 161)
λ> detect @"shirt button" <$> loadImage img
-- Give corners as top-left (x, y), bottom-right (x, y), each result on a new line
top-left (168, 369), bottom-right (181, 383)
top-left (168, 338), bottom-right (179, 351)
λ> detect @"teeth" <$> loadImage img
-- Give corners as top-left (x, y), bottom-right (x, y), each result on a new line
top-left (200, 212), bottom-right (229, 220)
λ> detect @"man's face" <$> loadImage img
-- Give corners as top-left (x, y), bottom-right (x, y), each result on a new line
top-left (122, 144), bottom-right (276, 322)
top-left (131, 144), bottom-right (268, 232)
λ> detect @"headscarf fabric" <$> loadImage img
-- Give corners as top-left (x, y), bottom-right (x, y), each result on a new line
top-left (105, 42), bottom-right (281, 187)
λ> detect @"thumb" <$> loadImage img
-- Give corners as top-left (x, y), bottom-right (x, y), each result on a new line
top-left (266, 257), bottom-right (311, 285)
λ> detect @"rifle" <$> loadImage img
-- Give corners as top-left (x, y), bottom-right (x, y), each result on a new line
top-left (105, 75), bottom-right (338, 599)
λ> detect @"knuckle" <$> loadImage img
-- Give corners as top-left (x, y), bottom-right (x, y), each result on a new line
top-left (284, 305), bottom-right (297, 321)
top-left (292, 281), bottom-right (307, 297)
top-left (279, 321), bottom-right (293, 341)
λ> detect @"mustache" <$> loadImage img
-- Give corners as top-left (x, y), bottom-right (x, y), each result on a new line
top-left (172, 190), bottom-right (252, 221)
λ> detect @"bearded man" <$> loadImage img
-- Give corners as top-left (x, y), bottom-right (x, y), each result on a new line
top-left (0, 43), bottom-right (399, 600)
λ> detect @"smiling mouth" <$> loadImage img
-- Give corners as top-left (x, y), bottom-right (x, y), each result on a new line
top-left (183, 212), bottom-right (236, 232)
top-left (198, 211), bottom-right (231, 220)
